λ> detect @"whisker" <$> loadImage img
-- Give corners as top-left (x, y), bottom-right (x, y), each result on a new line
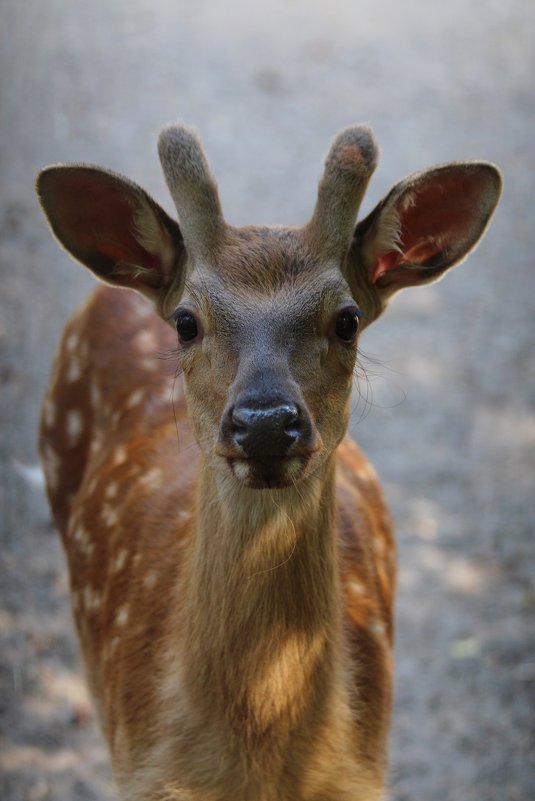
top-left (156, 346), bottom-right (181, 362)
top-left (351, 348), bottom-right (407, 423)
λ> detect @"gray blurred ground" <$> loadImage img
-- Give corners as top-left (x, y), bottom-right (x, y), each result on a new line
top-left (1, 1), bottom-right (534, 799)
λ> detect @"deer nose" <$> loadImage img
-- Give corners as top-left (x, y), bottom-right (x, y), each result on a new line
top-left (231, 401), bottom-right (302, 458)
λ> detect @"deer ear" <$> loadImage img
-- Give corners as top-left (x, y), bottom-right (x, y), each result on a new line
top-left (351, 162), bottom-right (502, 300)
top-left (36, 165), bottom-right (185, 301)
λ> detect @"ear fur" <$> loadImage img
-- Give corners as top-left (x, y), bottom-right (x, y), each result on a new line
top-left (350, 162), bottom-right (503, 301)
top-left (36, 165), bottom-right (185, 303)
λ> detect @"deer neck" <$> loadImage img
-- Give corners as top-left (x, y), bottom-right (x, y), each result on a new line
top-left (179, 454), bottom-right (345, 739)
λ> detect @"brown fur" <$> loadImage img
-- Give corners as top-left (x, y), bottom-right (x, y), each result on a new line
top-left (36, 124), bottom-right (501, 800)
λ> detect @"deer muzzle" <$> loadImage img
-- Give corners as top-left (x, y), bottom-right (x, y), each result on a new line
top-left (218, 384), bottom-right (319, 488)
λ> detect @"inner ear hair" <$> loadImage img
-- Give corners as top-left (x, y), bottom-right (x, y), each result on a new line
top-left (353, 161), bottom-right (503, 291)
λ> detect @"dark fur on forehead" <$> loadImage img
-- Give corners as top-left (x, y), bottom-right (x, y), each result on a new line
top-left (213, 226), bottom-right (327, 294)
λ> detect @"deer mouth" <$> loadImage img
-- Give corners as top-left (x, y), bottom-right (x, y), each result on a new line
top-left (227, 455), bottom-right (309, 489)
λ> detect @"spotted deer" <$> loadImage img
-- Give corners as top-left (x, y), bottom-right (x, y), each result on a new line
top-left (36, 124), bottom-right (501, 801)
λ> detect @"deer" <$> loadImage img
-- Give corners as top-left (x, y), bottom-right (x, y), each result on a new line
top-left (36, 123), bottom-right (501, 801)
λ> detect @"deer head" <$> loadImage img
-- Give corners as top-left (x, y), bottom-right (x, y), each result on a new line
top-left (36, 124), bottom-right (502, 490)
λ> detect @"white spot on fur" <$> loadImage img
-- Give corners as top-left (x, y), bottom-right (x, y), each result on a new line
top-left (133, 299), bottom-right (153, 319)
top-left (90, 383), bottom-right (101, 409)
top-left (178, 509), bottom-right (191, 523)
top-left (143, 572), bottom-right (157, 590)
top-left (43, 397), bottom-right (56, 428)
top-left (66, 358), bottom-right (82, 383)
top-left (101, 505), bottom-right (119, 527)
top-left (68, 504), bottom-right (82, 531)
top-left (113, 549), bottom-right (128, 573)
top-left (348, 578), bottom-right (366, 597)
top-left (85, 475), bottom-right (99, 497)
top-left (139, 466), bottom-right (163, 490)
top-left (368, 618), bottom-right (387, 641)
top-left (89, 431), bottom-right (105, 458)
top-left (42, 443), bottom-right (61, 492)
top-left (140, 356), bottom-right (157, 371)
top-left (66, 409), bottom-right (84, 445)
top-left (113, 445), bottom-right (128, 466)
top-left (372, 534), bottom-right (386, 557)
top-left (104, 482), bottom-right (118, 500)
top-left (83, 586), bottom-right (102, 613)
top-left (357, 460), bottom-right (379, 485)
top-left (72, 525), bottom-right (88, 545)
top-left (72, 524), bottom-right (95, 557)
top-left (134, 330), bottom-right (157, 353)
top-left (159, 387), bottom-right (171, 404)
top-left (115, 605), bottom-right (129, 627)
top-left (65, 331), bottom-right (79, 353)
top-left (126, 388), bottom-right (145, 408)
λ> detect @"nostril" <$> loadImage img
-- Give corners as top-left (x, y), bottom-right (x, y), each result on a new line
top-left (281, 404), bottom-right (300, 439)
top-left (281, 404), bottom-right (299, 423)
top-left (228, 401), bottom-right (303, 457)
top-left (231, 406), bottom-right (253, 440)
top-left (231, 406), bottom-right (248, 433)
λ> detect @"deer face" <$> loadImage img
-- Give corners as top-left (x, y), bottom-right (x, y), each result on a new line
top-left (169, 233), bottom-right (362, 488)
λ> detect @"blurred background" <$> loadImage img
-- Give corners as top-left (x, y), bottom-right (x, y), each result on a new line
top-left (1, 0), bottom-right (534, 799)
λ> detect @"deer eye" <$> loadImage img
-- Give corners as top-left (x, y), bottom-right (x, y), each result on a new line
top-left (334, 307), bottom-right (362, 343)
top-left (174, 310), bottom-right (199, 343)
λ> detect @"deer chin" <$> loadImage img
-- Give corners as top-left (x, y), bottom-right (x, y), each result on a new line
top-left (227, 455), bottom-right (308, 489)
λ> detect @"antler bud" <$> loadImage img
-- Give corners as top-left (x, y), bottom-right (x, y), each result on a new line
top-left (306, 125), bottom-right (379, 260)
top-left (158, 124), bottom-right (225, 260)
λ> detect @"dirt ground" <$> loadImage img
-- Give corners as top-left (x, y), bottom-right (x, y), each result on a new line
top-left (1, 1), bottom-right (534, 799)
